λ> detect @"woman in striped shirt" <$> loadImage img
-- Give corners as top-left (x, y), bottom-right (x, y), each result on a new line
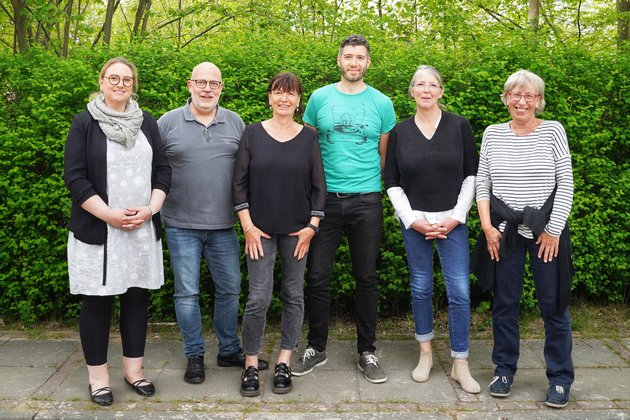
top-left (475, 70), bottom-right (574, 408)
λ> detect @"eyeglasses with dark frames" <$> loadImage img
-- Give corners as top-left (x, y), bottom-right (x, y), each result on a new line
top-left (105, 74), bottom-right (134, 87)
top-left (190, 80), bottom-right (223, 89)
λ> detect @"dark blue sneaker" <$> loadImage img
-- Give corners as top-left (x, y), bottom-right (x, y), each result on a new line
top-left (545, 385), bottom-right (570, 408)
top-left (488, 375), bottom-right (513, 397)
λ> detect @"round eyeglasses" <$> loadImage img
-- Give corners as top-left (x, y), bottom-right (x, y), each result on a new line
top-left (105, 75), bottom-right (134, 87)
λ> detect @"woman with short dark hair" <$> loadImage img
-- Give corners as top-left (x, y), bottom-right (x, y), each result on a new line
top-left (233, 72), bottom-right (326, 397)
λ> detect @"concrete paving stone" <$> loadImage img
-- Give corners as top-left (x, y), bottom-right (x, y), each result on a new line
top-left (434, 339), bottom-right (545, 371)
top-left (623, 339), bottom-right (630, 349)
top-left (356, 367), bottom-right (457, 403)
top-left (104, 340), bottom-right (179, 368)
top-left (270, 369), bottom-right (360, 403)
top-left (374, 340), bottom-right (444, 372)
top-left (528, 338), bottom-right (627, 367)
top-left (0, 367), bottom-right (57, 398)
top-left (571, 367), bottom-right (630, 401)
top-left (0, 340), bottom-right (79, 368)
top-left (457, 409), bottom-right (630, 419)
top-left (0, 410), bottom-right (35, 420)
top-left (247, 414), bottom-right (451, 419)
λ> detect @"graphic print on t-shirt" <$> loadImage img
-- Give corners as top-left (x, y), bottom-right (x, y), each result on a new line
top-left (324, 104), bottom-right (370, 145)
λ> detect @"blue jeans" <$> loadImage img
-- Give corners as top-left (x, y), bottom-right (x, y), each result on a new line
top-left (401, 223), bottom-right (471, 358)
top-left (165, 226), bottom-right (241, 358)
top-left (492, 234), bottom-right (574, 387)
top-left (305, 192), bottom-right (382, 355)
top-left (242, 235), bottom-right (306, 355)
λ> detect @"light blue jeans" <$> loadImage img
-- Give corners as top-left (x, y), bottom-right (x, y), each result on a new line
top-left (400, 223), bottom-right (471, 359)
top-left (166, 226), bottom-right (241, 358)
top-left (242, 234), bottom-right (306, 356)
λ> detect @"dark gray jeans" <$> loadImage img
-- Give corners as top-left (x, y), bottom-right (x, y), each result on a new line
top-left (242, 234), bottom-right (307, 356)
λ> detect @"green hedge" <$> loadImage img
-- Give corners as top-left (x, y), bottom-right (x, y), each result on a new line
top-left (1, 33), bottom-right (628, 325)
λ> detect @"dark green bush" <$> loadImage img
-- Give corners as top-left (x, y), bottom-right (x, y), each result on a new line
top-left (1, 33), bottom-right (627, 324)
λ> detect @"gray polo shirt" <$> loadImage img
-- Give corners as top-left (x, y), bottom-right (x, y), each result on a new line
top-left (158, 100), bottom-right (245, 230)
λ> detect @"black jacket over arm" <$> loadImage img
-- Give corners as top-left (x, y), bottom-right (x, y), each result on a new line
top-left (471, 191), bottom-right (574, 315)
top-left (64, 110), bottom-right (171, 245)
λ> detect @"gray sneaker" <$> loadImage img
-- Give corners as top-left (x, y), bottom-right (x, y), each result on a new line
top-left (291, 347), bottom-right (327, 376)
top-left (358, 351), bottom-right (387, 384)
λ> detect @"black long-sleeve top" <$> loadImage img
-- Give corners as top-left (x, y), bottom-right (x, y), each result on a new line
top-left (233, 123), bottom-right (326, 234)
top-left (64, 110), bottom-right (171, 244)
top-left (384, 112), bottom-right (479, 212)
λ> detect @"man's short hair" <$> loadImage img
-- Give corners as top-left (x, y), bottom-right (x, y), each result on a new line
top-left (338, 34), bottom-right (370, 58)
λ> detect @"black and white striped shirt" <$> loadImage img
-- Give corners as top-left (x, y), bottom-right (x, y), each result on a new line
top-left (476, 120), bottom-right (573, 238)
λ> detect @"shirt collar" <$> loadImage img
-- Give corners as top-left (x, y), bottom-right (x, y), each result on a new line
top-left (184, 98), bottom-right (225, 124)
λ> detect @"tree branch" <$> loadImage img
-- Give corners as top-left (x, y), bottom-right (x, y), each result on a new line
top-left (180, 15), bottom-right (232, 49)
top-left (477, 3), bottom-right (524, 30)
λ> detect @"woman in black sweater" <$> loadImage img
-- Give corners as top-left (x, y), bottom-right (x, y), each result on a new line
top-left (384, 65), bottom-right (479, 393)
top-left (233, 72), bottom-right (326, 397)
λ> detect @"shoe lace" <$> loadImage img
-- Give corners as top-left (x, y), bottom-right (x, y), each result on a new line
top-left (489, 375), bottom-right (508, 386)
top-left (188, 355), bottom-right (203, 368)
top-left (300, 348), bottom-right (316, 364)
top-left (362, 353), bottom-right (380, 367)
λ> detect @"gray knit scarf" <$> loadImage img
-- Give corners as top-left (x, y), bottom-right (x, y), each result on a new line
top-left (87, 94), bottom-right (144, 148)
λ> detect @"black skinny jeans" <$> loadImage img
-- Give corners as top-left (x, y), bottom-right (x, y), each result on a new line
top-left (79, 287), bottom-right (149, 366)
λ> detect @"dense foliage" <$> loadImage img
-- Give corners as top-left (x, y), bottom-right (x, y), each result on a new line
top-left (0, 31), bottom-right (628, 325)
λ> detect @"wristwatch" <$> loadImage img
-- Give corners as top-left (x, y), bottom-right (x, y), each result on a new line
top-left (306, 223), bottom-right (319, 234)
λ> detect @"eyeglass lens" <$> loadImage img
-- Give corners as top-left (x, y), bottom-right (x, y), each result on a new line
top-left (107, 75), bottom-right (134, 87)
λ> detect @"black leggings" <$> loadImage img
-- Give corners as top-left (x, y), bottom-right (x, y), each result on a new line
top-left (79, 287), bottom-right (149, 366)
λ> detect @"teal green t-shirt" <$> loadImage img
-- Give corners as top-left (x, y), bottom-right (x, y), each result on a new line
top-left (303, 84), bottom-right (396, 193)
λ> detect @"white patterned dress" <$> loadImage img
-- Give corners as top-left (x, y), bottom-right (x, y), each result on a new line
top-left (67, 130), bottom-right (165, 295)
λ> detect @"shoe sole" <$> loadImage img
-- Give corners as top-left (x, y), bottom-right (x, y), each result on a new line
top-left (272, 384), bottom-right (293, 394)
top-left (545, 400), bottom-right (568, 408)
top-left (357, 364), bottom-right (387, 384)
top-left (290, 359), bottom-right (327, 377)
top-left (489, 391), bottom-right (510, 398)
top-left (239, 389), bottom-right (260, 397)
top-left (184, 376), bottom-right (205, 384)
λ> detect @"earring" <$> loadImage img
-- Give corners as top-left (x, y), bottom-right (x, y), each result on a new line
top-left (296, 107), bottom-right (300, 112)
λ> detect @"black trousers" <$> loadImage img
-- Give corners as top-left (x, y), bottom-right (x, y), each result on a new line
top-left (79, 287), bottom-right (149, 366)
top-left (305, 192), bottom-right (382, 354)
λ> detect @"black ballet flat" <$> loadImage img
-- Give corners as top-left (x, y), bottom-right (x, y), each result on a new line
top-left (89, 385), bottom-right (113, 406)
top-left (124, 376), bottom-right (155, 397)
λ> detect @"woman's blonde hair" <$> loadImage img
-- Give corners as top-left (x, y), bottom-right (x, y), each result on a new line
top-left (89, 57), bottom-right (139, 101)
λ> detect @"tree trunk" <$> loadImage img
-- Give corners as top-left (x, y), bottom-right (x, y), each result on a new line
top-left (619, 0), bottom-right (630, 49)
top-left (62, 0), bottom-right (73, 56)
top-left (103, 0), bottom-right (116, 44)
top-left (132, 0), bottom-right (151, 39)
top-left (10, 0), bottom-right (28, 52)
top-left (528, 0), bottom-right (539, 30)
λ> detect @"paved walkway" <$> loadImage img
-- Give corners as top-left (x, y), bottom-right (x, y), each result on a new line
top-left (0, 330), bottom-right (628, 419)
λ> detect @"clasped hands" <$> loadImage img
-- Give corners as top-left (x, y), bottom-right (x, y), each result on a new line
top-left (410, 217), bottom-right (459, 240)
top-left (110, 207), bottom-right (152, 231)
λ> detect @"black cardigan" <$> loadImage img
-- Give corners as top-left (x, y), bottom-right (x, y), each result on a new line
top-left (64, 110), bottom-right (171, 245)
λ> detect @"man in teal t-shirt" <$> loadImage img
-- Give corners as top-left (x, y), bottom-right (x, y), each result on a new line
top-left (292, 34), bottom-right (396, 384)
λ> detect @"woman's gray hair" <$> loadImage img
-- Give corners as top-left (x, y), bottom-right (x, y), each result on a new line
top-left (408, 65), bottom-right (444, 98)
top-left (501, 69), bottom-right (546, 115)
